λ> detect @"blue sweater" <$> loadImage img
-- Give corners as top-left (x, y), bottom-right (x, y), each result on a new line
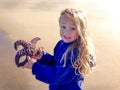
top-left (32, 40), bottom-right (84, 90)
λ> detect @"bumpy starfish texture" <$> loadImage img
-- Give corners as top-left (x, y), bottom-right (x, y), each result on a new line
top-left (14, 37), bottom-right (40, 67)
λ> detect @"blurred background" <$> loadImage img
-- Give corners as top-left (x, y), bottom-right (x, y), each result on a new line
top-left (0, 0), bottom-right (120, 90)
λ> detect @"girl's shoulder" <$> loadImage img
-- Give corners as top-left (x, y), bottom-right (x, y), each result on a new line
top-left (55, 40), bottom-right (64, 48)
top-left (54, 40), bottom-right (63, 51)
top-left (56, 40), bottom-right (63, 45)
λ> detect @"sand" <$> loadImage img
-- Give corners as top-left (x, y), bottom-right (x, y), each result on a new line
top-left (0, 0), bottom-right (120, 90)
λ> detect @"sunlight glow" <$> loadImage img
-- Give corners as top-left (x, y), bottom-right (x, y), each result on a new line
top-left (94, 0), bottom-right (120, 15)
top-left (94, 0), bottom-right (120, 30)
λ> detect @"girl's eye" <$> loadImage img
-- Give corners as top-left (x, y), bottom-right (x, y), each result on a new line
top-left (61, 26), bottom-right (66, 29)
top-left (71, 27), bottom-right (75, 30)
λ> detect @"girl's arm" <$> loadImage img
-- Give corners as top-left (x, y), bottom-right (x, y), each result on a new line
top-left (32, 62), bottom-right (80, 85)
top-left (32, 47), bottom-right (54, 66)
top-left (37, 52), bottom-right (54, 66)
top-left (32, 48), bottom-right (83, 85)
top-left (22, 57), bottom-right (78, 85)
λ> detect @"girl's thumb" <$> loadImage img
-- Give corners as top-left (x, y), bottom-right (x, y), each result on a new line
top-left (27, 56), bottom-right (32, 61)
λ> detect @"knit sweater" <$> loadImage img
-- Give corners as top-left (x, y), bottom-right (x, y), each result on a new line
top-left (32, 40), bottom-right (84, 90)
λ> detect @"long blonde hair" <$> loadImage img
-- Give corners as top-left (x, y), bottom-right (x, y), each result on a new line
top-left (59, 8), bottom-right (96, 75)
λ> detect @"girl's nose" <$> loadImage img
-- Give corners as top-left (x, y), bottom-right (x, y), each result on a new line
top-left (65, 29), bottom-right (71, 34)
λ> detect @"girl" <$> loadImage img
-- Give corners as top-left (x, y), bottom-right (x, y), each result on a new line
top-left (23, 8), bottom-right (96, 90)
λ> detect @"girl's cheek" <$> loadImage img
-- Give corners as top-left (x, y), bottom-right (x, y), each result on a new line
top-left (60, 31), bottom-right (63, 37)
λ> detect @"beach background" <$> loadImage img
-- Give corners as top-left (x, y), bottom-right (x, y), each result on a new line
top-left (0, 0), bottom-right (120, 90)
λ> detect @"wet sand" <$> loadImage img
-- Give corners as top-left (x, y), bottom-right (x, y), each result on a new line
top-left (0, 0), bottom-right (120, 90)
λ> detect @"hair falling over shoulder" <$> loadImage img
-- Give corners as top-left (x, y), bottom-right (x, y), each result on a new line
top-left (60, 8), bottom-right (96, 76)
top-left (73, 35), bottom-right (96, 75)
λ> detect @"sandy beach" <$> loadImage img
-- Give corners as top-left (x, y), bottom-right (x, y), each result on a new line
top-left (0, 0), bottom-right (120, 90)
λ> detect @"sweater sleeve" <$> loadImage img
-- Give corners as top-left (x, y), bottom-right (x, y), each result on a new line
top-left (32, 62), bottom-right (77, 85)
top-left (32, 48), bottom-right (82, 85)
top-left (37, 52), bottom-right (54, 66)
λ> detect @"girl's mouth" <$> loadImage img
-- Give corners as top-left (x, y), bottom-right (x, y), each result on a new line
top-left (63, 35), bottom-right (71, 40)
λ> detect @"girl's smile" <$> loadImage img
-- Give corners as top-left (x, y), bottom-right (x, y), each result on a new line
top-left (63, 35), bottom-right (71, 40)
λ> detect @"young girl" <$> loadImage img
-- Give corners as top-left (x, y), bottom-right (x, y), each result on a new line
top-left (23, 8), bottom-right (96, 90)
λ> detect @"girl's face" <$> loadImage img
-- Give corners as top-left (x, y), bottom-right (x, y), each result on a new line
top-left (59, 15), bottom-right (79, 43)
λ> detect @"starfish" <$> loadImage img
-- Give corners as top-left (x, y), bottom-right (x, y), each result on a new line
top-left (14, 37), bottom-right (40, 67)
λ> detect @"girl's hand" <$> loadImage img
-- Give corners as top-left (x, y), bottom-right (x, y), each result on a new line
top-left (22, 47), bottom-right (43, 69)
top-left (32, 47), bottom-right (43, 60)
top-left (22, 56), bottom-right (34, 69)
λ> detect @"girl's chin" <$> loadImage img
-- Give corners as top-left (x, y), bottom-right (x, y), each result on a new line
top-left (63, 39), bottom-right (72, 43)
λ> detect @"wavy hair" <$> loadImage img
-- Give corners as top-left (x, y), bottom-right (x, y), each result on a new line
top-left (59, 8), bottom-right (96, 75)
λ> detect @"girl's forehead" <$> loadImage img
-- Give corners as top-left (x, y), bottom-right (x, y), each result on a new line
top-left (60, 15), bottom-right (75, 24)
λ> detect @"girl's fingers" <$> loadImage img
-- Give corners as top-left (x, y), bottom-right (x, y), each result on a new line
top-left (32, 47), bottom-right (43, 59)
top-left (22, 56), bottom-right (33, 69)
top-left (22, 47), bottom-right (43, 69)
top-left (27, 56), bottom-right (32, 61)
